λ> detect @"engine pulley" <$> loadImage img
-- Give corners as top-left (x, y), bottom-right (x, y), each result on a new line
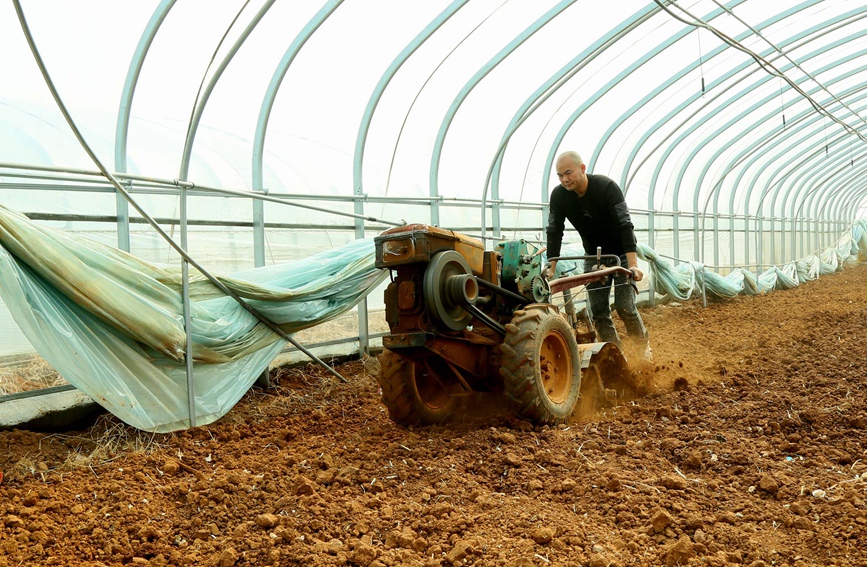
top-left (423, 250), bottom-right (478, 331)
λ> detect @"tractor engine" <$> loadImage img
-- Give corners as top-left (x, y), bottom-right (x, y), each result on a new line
top-left (374, 224), bottom-right (631, 426)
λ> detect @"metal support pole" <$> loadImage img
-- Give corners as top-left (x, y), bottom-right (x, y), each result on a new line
top-left (815, 218), bottom-right (820, 253)
top-left (786, 217), bottom-right (792, 262)
top-left (813, 219), bottom-right (825, 250)
top-left (712, 212), bottom-right (719, 268)
top-left (354, 187), bottom-right (369, 357)
top-left (772, 218), bottom-right (778, 265)
top-left (744, 214), bottom-right (750, 269)
top-left (816, 219), bottom-right (826, 253)
top-left (180, 184), bottom-right (196, 428)
top-left (431, 185), bottom-right (440, 227)
top-left (114, 0), bottom-right (175, 252)
top-left (757, 217), bottom-right (764, 271)
top-left (253, 195), bottom-right (265, 268)
top-left (252, 195), bottom-right (269, 388)
top-left (816, 219), bottom-right (825, 249)
top-left (492, 199), bottom-right (500, 242)
top-left (822, 220), bottom-right (834, 251)
top-left (786, 217), bottom-right (791, 261)
top-left (116, 191), bottom-right (130, 252)
top-left (729, 214), bottom-right (735, 268)
top-left (801, 218), bottom-right (806, 259)
top-left (647, 209), bottom-right (655, 305)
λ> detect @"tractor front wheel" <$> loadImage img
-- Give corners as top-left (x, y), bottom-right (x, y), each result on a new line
top-left (376, 350), bottom-right (460, 426)
top-left (499, 305), bottom-right (581, 425)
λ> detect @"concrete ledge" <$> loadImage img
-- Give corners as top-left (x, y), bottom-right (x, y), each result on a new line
top-left (0, 386), bottom-right (104, 431)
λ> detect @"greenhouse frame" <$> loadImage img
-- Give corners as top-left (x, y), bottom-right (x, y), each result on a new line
top-left (1, 0), bottom-right (866, 431)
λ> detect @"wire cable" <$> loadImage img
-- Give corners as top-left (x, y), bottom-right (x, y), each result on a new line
top-left (182, 0), bottom-right (251, 154)
top-left (709, 0), bottom-right (867, 129)
top-left (655, 0), bottom-right (867, 143)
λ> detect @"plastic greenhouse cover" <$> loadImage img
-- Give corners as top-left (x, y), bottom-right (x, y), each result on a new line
top-left (1, 197), bottom-right (864, 432)
top-left (481, 229), bottom-right (852, 301)
top-left (557, 221), bottom-right (867, 304)
top-left (4, 0), bottom-right (867, 230)
top-left (0, 205), bottom-right (386, 432)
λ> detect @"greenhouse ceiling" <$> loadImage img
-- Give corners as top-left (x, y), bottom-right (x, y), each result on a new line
top-left (2, 0), bottom-right (867, 232)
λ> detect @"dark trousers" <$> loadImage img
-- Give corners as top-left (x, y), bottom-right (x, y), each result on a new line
top-left (584, 255), bottom-right (648, 348)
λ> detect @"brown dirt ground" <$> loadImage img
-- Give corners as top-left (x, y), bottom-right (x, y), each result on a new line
top-left (2, 263), bottom-right (867, 567)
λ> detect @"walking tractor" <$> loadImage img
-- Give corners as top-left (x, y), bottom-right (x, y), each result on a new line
top-left (373, 224), bottom-right (637, 426)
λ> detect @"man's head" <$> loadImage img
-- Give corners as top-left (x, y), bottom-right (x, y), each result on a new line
top-left (555, 151), bottom-right (588, 196)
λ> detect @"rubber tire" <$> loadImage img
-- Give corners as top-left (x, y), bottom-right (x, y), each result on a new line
top-left (499, 305), bottom-right (581, 425)
top-left (376, 350), bottom-right (460, 426)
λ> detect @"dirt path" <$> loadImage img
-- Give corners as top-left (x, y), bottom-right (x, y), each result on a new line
top-left (2, 263), bottom-right (866, 567)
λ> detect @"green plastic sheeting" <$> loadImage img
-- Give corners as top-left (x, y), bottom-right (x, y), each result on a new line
top-left (0, 205), bottom-right (387, 432)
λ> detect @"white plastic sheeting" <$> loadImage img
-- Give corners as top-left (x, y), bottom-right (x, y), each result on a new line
top-left (0, 205), bottom-right (386, 432)
top-left (638, 219), bottom-right (867, 301)
top-left (548, 219), bottom-right (866, 302)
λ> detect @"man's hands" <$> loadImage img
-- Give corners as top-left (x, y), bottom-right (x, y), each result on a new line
top-left (547, 256), bottom-right (643, 282)
top-left (625, 252), bottom-right (643, 282)
top-left (545, 260), bottom-right (557, 280)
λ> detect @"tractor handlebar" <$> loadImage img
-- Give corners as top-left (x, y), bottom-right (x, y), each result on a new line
top-left (547, 265), bottom-right (634, 296)
top-left (546, 244), bottom-right (640, 292)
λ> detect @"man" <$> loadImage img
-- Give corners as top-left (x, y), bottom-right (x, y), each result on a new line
top-left (545, 151), bottom-right (651, 360)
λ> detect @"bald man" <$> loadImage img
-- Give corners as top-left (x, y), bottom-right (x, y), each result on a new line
top-left (546, 151), bottom-right (651, 360)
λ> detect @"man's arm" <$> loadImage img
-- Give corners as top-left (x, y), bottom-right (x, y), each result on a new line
top-left (545, 188), bottom-right (566, 279)
top-left (546, 259), bottom-right (558, 279)
top-left (599, 179), bottom-right (641, 279)
top-left (625, 251), bottom-right (643, 282)
top-left (601, 179), bottom-right (642, 281)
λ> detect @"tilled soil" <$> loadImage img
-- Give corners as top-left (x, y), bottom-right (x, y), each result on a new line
top-left (1, 263), bottom-right (866, 567)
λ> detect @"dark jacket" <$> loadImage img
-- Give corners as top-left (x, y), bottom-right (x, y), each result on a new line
top-left (546, 173), bottom-right (637, 259)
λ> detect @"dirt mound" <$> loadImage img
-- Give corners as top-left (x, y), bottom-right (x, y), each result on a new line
top-left (1, 264), bottom-right (866, 566)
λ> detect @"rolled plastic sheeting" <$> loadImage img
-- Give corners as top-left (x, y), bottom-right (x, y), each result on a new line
top-left (739, 268), bottom-right (762, 296)
top-left (0, 205), bottom-right (387, 432)
top-left (697, 266), bottom-right (743, 300)
top-left (641, 220), bottom-right (867, 302)
top-left (758, 263), bottom-right (799, 291)
top-left (818, 248), bottom-right (840, 275)
top-left (637, 243), bottom-right (698, 301)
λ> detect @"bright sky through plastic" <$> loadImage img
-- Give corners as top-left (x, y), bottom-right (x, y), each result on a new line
top-left (2, 1), bottom-right (865, 223)
top-left (0, 1), bottom-right (644, 203)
